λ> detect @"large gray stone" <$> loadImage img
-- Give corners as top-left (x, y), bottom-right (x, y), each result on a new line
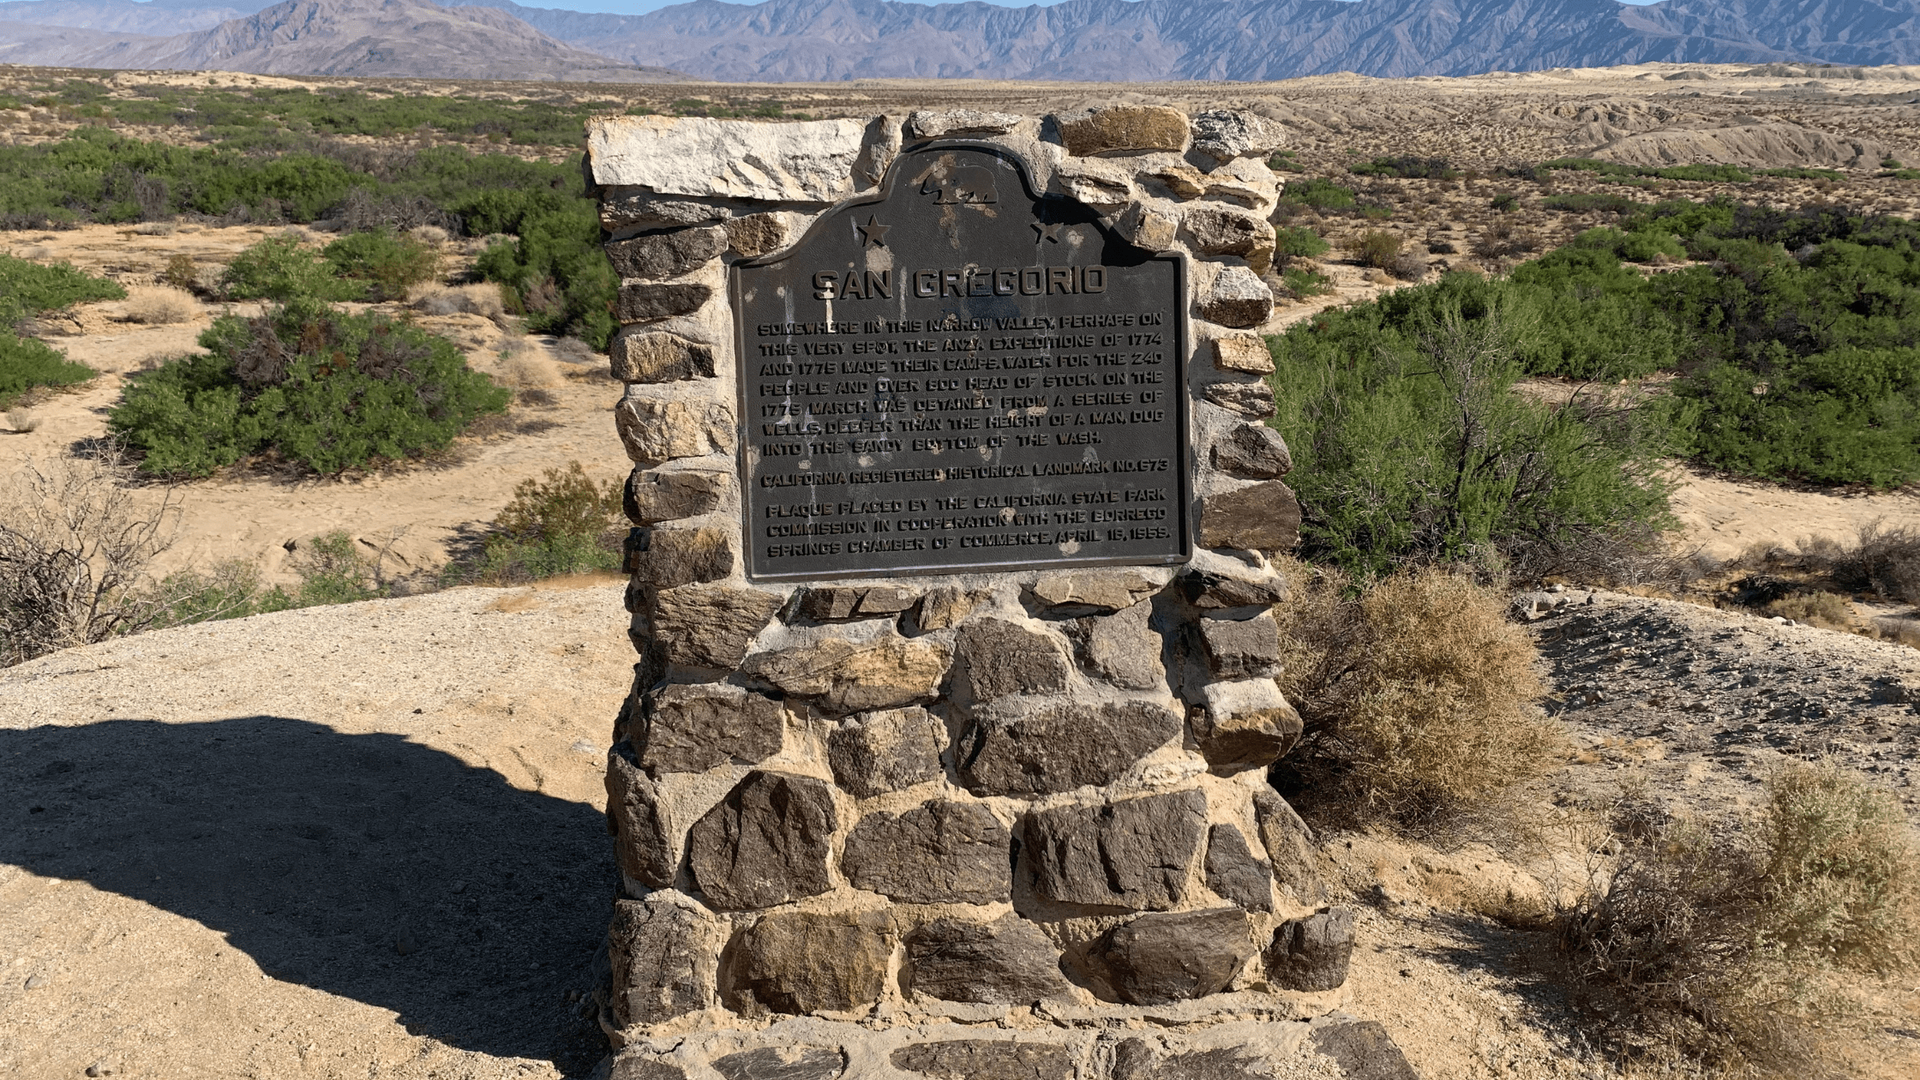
top-left (625, 467), bottom-right (729, 526)
top-left (1211, 424), bottom-right (1293, 480)
top-left (1110, 1039), bottom-right (1280, 1080)
top-left (741, 635), bottom-right (952, 718)
top-left (616, 282), bottom-right (713, 323)
top-left (610, 330), bottom-right (716, 384)
top-left (1198, 267), bottom-right (1273, 329)
top-left (614, 396), bottom-right (734, 467)
top-left (626, 527), bottom-right (734, 590)
top-left (588, 116), bottom-right (872, 202)
top-left (607, 896), bottom-right (722, 1027)
top-left (1204, 824), bottom-right (1273, 912)
top-left (1177, 559), bottom-right (1288, 610)
top-left (605, 742), bottom-right (676, 888)
top-left (1199, 482), bottom-right (1301, 553)
top-left (1190, 110), bottom-right (1286, 167)
top-left (1266, 907), bottom-right (1357, 992)
top-left (711, 1046), bottom-right (847, 1080)
top-left (902, 914), bottom-right (1072, 1005)
top-left (724, 910), bottom-right (894, 1016)
top-left (606, 226), bottom-right (728, 281)
top-left (609, 1056), bottom-right (689, 1080)
top-left (1309, 1018), bottom-right (1422, 1080)
top-left (890, 1041), bottom-right (1076, 1080)
top-left (1203, 380), bottom-right (1277, 421)
top-left (955, 618), bottom-right (1070, 701)
top-left (905, 109), bottom-right (1023, 140)
top-left (638, 682), bottom-right (784, 774)
top-left (959, 699), bottom-right (1182, 798)
top-left (1191, 679), bottom-right (1303, 776)
top-left (1087, 907), bottom-right (1253, 1005)
top-left (1198, 613), bottom-right (1282, 678)
top-left (1024, 570), bottom-right (1157, 616)
top-left (841, 800), bottom-right (1011, 905)
top-left (1253, 789), bottom-right (1325, 905)
top-left (649, 584), bottom-right (783, 671)
top-left (1055, 105), bottom-right (1190, 156)
top-left (827, 706), bottom-right (947, 798)
top-left (1068, 601), bottom-right (1166, 692)
top-left (599, 189), bottom-right (733, 231)
top-left (1021, 789), bottom-right (1206, 910)
top-left (1183, 206), bottom-right (1275, 262)
top-left (687, 771), bottom-right (836, 911)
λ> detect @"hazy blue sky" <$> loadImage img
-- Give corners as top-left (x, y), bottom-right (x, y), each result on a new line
top-left (513, 0), bottom-right (1665, 18)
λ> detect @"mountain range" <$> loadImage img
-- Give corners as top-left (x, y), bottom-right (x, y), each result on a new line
top-left (3, 0), bottom-right (1919, 82)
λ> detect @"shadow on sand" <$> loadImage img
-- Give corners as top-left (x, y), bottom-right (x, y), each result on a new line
top-left (1, 716), bottom-right (614, 1071)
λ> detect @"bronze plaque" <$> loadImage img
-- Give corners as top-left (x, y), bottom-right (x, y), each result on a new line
top-left (732, 143), bottom-right (1188, 581)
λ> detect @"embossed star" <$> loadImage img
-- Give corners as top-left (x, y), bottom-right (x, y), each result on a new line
top-left (1032, 221), bottom-right (1063, 244)
top-left (858, 215), bottom-right (890, 247)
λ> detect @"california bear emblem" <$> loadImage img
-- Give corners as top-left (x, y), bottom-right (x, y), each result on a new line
top-left (919, 164), bottom-right (997, 205)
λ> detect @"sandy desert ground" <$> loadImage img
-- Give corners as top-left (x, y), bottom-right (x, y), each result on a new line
top-left (3, 62), bottom-right (1920, 1080)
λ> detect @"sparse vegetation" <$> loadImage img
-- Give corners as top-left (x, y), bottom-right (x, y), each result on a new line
top-left (320, 228), bottom-right (440, 301)
top-left (448, 461), bottom-right (624, 584)
top-left (1349, 155), bottom-right (1458, 180)
top-left (1266, 289), bottom-right (1680, 579)
top-left (107, 299), bottom-right (509, 477)
top-left (1270, 561), bottom-right (1565, 827)
top-left (0, 253), bottom-right (115, 408)
top-left (1559, 760), bottom-right (1920, 1070)
top-left (1280, 177), bottom-right (1357, 210)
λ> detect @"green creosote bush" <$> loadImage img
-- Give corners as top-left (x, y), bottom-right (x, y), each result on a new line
top-left (1490, 193), bottom-right (1520, 212)
top-left (1354, 230), bottom-right (1402, 269)
top-left (1266, 290), bottom-right (1681, 580)
top-left (1560, 760), bottom-right (1920, 1069)
top-left (1543, 191), bottom-right (1639, 214)
top-left (1266, 149), bottom-right (1305, 173)
top-left (1349, 155), bottom-right (1458, 180)
top-left (1565, 225), bottom-right (1686, 264)
top-left (1273, 225), bottom-right (1330, 266)
top-left (1280, 266), bottom-right (1335, 299)
top-left (1269, 561), bottom-right (1565, 828)
top-left (107, 299), bottom-right (509, 477)
top-left (320, 228), bottom-right (440, 301)
top-left (0, 253), bottom-right (117, 408)
top-left (143, 531), bottom-right (397, 629)
top-left (451, 462), bottom-right (623, 585)
top-left (1280, 177), bottom-right (1356, 211)
top-left (219, 235), bottom-right (360, 301)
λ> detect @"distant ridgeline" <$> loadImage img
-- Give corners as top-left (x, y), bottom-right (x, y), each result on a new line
top-left (2, 0), bottom-right (1920, 80)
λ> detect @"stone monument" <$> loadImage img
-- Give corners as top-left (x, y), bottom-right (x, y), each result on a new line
top-left (584, 106), bottom-right (1399, 1080)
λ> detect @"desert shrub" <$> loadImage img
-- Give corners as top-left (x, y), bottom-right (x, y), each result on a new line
top-left (320, 228), bottom-right (439, 301)
top-left (1279, 266), bottom-right (1335, 299)
top-left (107, 299), bottom-right (509, 476)
top-left (120, 285), bottom-right (196, 325)
top-left (1267, 149), bottom-right (1305, 173)
top-left (1349, 155), bottom-right (1458, 180)
top-left (142, 531), bottom-right (404, 628)
top-left (470, 196), bottom-right (617, 349)
top-left (219, 235), bottom-right (359, 302)
top-left (411, 282), bottom-right (507, 323)
top-left (1544, 192), bottom-right (1638, 214)
top-left (1270, 562), bottom-right (1563, 827)
top-left (452, 462), bottom-right (623, 584)
top-left (0, 334), bottom-right (94, 410)
top-left (1490, 192), bottom-right (1519, 212)
top-left (1765, 590), bottom-right (1856, 629)
top-left (0, 449), bottom-right (177, 665)
top-left (1471, 220), bottom-right (1541, 259)
top-left (1560, 761), bottom-right (1920, 1068)
top-left (1353, 230), bottom-right (1402, 269)
top-left (1280, 177), bottom-right (1356, 210)
top-left (1267, 290), bottom-right (1680, 578)
top-left (1273, 225), bottom-right (1330, 266)
top-left (0, 252), bottom-right (127, 311)
top-left (1567, 225), bottom-right (1686, 264)
top-left (283, 531), bottom-right (389, 605)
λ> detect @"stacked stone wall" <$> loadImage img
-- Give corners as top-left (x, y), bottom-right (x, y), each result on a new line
top-left (585, 106), bottom-right (1368, 1080)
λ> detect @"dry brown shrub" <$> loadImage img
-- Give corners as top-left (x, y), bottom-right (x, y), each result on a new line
top-left (1271, 560), bottom-right (1564, 827)
top-left (1765, 591), bottom-right (1857, 630)
top-left (1353, 229), bottom-right (1402, 269)
top-left (7, 407), bottom-right (38, 433)
top-left (0, 448), bottom-right (179, 665)
top-left (410, 282), bottom-right (508, 325)
top-left (119, 285), bottom-right (197, 325)
top-left (1559, 760), bottom-right (1920, 1072)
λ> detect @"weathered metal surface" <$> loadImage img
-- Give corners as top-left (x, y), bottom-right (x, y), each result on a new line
top-left (733, 144), bottom-right (1188, 581)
